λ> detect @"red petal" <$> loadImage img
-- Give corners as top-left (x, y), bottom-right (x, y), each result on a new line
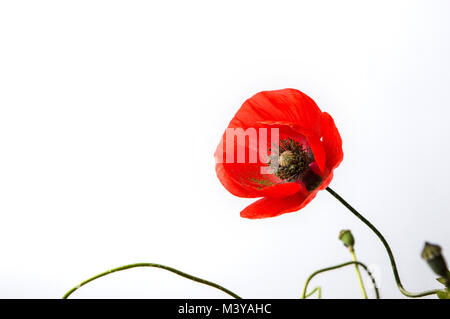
top-left (321, 112), bottom-right (343, 171)
top-left (318, 171), bottom-right (334, 191)
top-left (215, 163), bottom-right (260, 198)
top-left (258, 182), bottom-right (303, 198)
top-left (230, 89), bottom-right (323, 137)
top-left (240, 190), bottom-right (318, 219)
top-left (215, 123), bottom-right (309, 197)
top-left (306, 135), bottom-right (326, 173)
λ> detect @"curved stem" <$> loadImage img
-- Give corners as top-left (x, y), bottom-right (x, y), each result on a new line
top-left (301, 261), bottom-right (379, 299)
top-left (350, 248), bottom-right (368, 299)
top-left (62, 263), bottom-right (241, 299)
top-left (304, 286), bottom-right (322, 299)
top-left (326, 187), bottom-right (440, 298)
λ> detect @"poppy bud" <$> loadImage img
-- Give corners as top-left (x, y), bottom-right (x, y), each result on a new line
top-left (421, 242), bottom-right (449, 278)
top-left (339, 229), bottom-right (355, 249)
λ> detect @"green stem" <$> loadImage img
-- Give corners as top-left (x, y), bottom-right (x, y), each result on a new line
top-left (62, 263), bottom-right (241, 299)
top-left (304, 286), bottom-right (322, 299)
top-left (301, 261), bottom-right (379, 299)
top-left (326, 187), bottom-right (441, 298)
top-left (350, 248), bottom-right (368, 299)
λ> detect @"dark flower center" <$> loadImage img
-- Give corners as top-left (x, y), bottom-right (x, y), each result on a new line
top-left (268, 137), bottom-right (322, 191)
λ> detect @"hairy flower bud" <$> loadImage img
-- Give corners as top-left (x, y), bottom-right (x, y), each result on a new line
top-left (339, 229), bottom-right (355, 249)
top-left (421, 242), bottom-right (449, 278)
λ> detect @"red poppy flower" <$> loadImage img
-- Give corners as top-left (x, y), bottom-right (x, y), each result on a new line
top-left (215, 88), bottom-right (343, 219)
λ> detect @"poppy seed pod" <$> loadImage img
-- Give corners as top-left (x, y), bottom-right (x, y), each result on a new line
top-left (339, 229), bottom-right (355, 249)
top-left (421, 242), bottom-right (449, 278)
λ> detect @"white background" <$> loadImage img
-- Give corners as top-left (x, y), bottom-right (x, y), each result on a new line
top-left (0, 1), bottom-right (449, 299)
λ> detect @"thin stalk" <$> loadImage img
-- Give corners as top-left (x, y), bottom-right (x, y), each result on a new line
top-left (304, 286), bottom-right (322, 299)
top-left (301, 260), bottom-right (379, 299)
top-left (350, 248), bottom-right (368, 299)
top-left (62, 262), bottom-right (241, 299)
